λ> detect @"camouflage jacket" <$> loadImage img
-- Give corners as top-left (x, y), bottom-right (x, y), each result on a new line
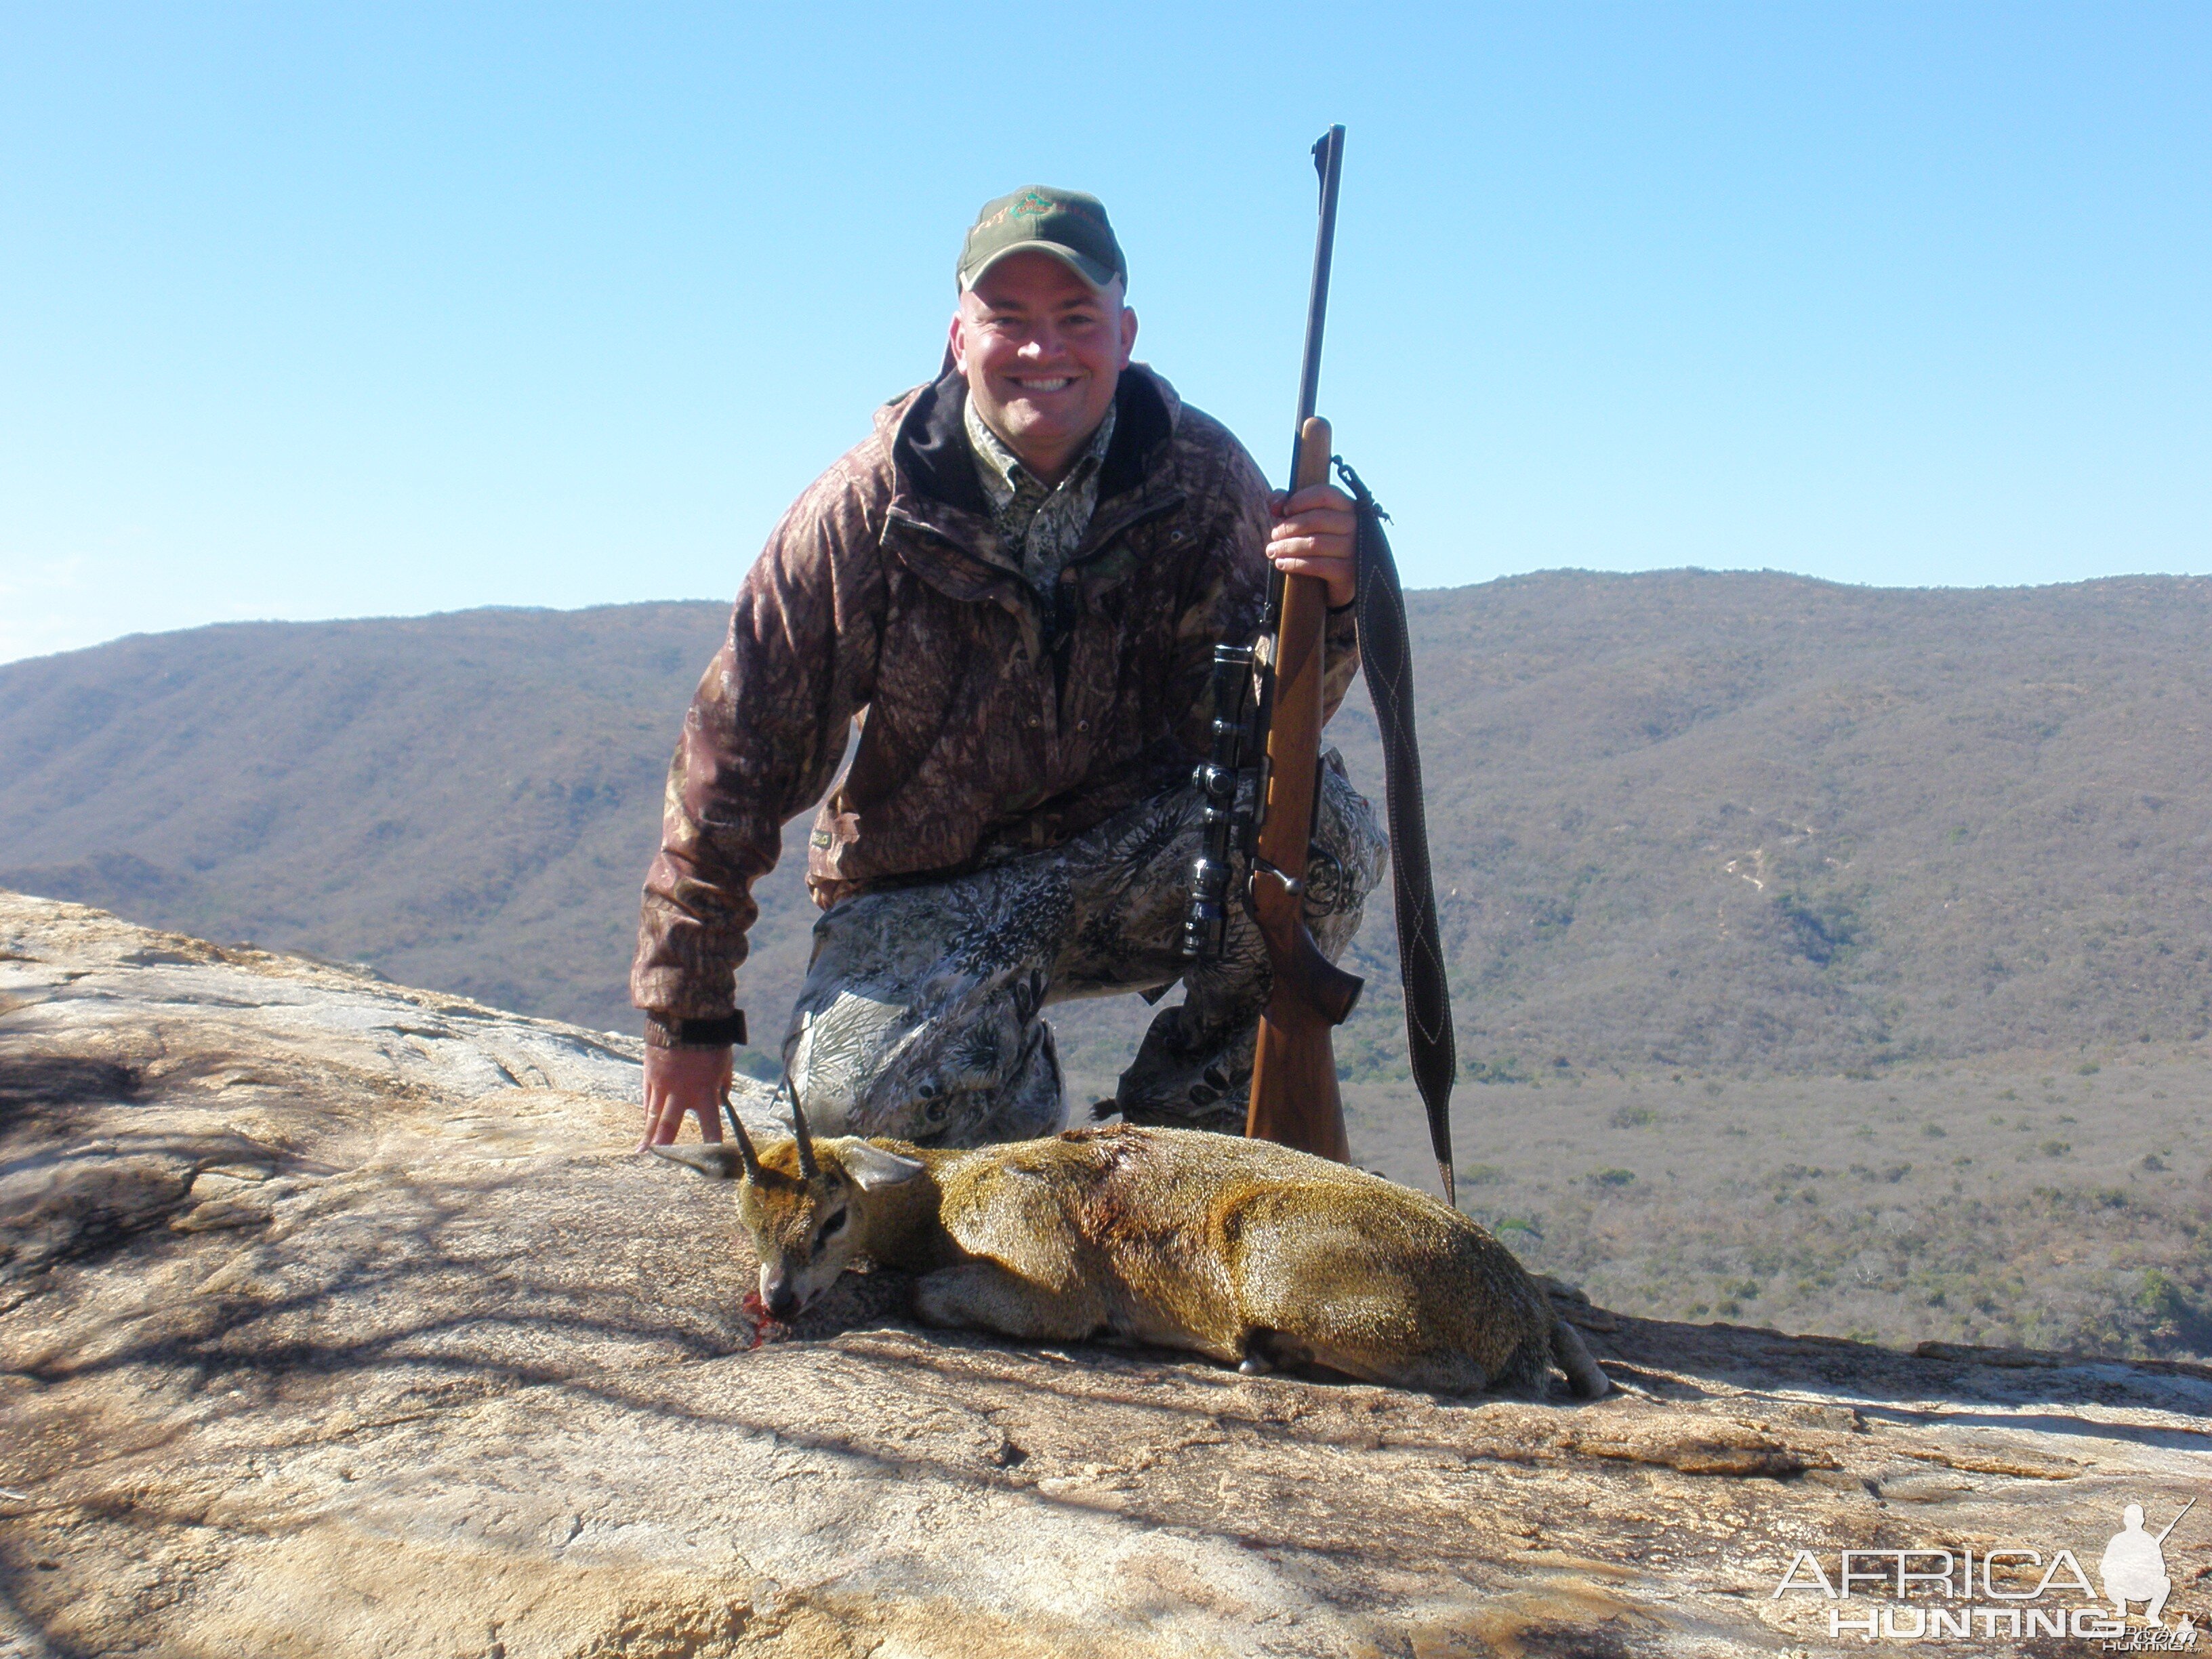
top-left (631, 364), bottom-right (1361, 1036)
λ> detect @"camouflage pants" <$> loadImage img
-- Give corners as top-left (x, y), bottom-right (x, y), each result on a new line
top-left (779, 755), bottom-right (1385, 1148)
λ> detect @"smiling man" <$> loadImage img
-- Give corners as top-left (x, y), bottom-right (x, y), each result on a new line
top-left (632, 186), bottom-right (1384, 1151)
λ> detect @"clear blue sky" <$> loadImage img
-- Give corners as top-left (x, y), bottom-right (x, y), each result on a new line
top-left (3, 3), bottom-right (2205, 663)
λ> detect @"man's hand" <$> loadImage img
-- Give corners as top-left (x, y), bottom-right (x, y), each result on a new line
top-left (638, 1043), bottom-right (733, 1151)
top-left (1267, 483), bottom-right (1358, 609)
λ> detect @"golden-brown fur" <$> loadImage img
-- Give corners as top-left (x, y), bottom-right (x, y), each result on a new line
top-left (663, 1124), bottom-right (1607, 1397)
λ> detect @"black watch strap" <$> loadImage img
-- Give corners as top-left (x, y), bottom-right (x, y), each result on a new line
top-left (644, 1011), bottom-right (748, 1049)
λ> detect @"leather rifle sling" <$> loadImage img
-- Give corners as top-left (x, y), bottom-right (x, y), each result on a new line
top-left (1336, 457), bottom-right (1459, 1204)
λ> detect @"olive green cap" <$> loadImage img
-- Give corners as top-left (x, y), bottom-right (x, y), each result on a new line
top-left (958, 186), bottom-right (1127, 293)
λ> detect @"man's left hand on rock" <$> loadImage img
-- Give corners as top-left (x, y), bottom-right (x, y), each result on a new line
top-left (638, 1042), bottom-right (731, 1151)
top-left (1267, 483), bottom-right (1359, 609)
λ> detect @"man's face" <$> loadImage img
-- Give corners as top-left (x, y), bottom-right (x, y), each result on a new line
top-left (949, 251), bottom-right (1137, 480)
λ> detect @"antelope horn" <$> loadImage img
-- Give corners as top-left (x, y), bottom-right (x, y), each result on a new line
top-left (785, 1082), bottom-right (821, 1181)
top-left (718, 1090), bottom-right (763, 1183)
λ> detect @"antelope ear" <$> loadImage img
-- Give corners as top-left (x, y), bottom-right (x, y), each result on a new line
top-left (652, 1144), bottom-right (748, 1182)
top-left (838, 1140), bottom-right (926, 1191)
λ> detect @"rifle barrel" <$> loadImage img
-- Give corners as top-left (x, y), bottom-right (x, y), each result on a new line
top-left (2156, 1496), bottom-right (2196, 1544)
top-left (1290, 125), bottom-right (1347, 474)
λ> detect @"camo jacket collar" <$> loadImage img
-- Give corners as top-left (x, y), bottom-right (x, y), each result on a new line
top-left (878, 365), bottom-right (1189, 634)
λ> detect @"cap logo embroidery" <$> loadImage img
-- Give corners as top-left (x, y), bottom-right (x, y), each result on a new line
top-left (1012, 190), bottom-right (1055, 220)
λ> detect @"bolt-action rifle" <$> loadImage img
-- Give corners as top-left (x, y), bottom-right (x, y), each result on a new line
top-left (1181, 125), bottom-right (1462, 1200)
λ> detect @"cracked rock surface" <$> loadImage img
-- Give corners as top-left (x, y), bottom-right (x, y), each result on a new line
top-left (1, 892), bottom-right (2208, 1656)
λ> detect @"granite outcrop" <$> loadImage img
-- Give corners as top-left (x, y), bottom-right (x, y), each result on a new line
top-left (3, 893), bottom-right (2207, 1656)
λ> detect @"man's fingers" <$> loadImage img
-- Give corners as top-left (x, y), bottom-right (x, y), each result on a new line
top-left (1271, 510), bottom-right (1357, 539)
top-left (641, 1088), bottom-right (729, 1150)
top-left (1266, 533), bottom-right (1359, 607)
top-left (1276, 483), bottom-right (1353, 516)
top-left (638, 1042), bottom-right (737, 1151)
top-left (641, 1084), bottom-right (693, 1150)
top-left (1267, 533), bottom-right (1349, 561)
top-left (659, 1094), bottom-right (695, 1146)
top-left (702, 1063), bottom-right (733, 1143)
top-left (1267, 542), bottom-right (1357, 580)
top-left (1271, 558), bottom-right (1356, 600)
top-left (1269, 524), bottom-right (1356, 558)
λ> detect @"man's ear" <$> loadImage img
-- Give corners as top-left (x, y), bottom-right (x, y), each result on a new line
top-left (1118, 304), bottom-right (1138, 369)
top-left (652, 1144), bottom-right (747, 1182)
top-left (947, 309), bottom-right (970, 377)
top-left (838, 1139), bottom-right (926, 1191)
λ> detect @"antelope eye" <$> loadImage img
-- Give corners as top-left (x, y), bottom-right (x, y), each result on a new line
top-left (819, 1209), bottom-right (847, 1240)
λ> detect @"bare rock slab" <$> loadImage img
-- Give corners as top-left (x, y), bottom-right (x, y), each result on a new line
top-left (2, 892), bottom-right (2209, 1656)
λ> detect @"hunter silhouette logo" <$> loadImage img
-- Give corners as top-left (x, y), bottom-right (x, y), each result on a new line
top-left (2104, 1500), bottom-right (2192, 1626)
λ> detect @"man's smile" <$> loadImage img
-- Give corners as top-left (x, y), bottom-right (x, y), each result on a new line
top-left (953, 248), bottom-right (1134, 478)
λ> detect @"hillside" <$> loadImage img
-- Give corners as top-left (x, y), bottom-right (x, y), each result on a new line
top-left (3, 573), bottom-right (2208, 1092)
top-left (0, 602), bottom-right (804, 1048)
top-left (1327, 569), bottom-right (2212, 1081)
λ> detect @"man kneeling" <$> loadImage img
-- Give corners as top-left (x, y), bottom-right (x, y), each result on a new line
top-left (632, 186), bottom-right (1380, 1150)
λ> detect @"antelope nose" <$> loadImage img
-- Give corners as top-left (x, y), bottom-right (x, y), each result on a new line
top-left (766, 1286), bottom-right (799, 1322)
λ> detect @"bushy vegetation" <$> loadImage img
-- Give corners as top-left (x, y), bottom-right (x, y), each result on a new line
top-left (1317, 569), bottom-right (2212, 1082)
top-left (1344, 1053), bottom-right (2212, 1360)
top-left (6, 573), bottom-right (2211, 1357)
top-left (8, 574), bottom-right (2211, 1077)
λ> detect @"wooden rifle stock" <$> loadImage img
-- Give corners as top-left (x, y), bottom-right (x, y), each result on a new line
top-left (1244, 416), bottom-right (1361, 1161)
